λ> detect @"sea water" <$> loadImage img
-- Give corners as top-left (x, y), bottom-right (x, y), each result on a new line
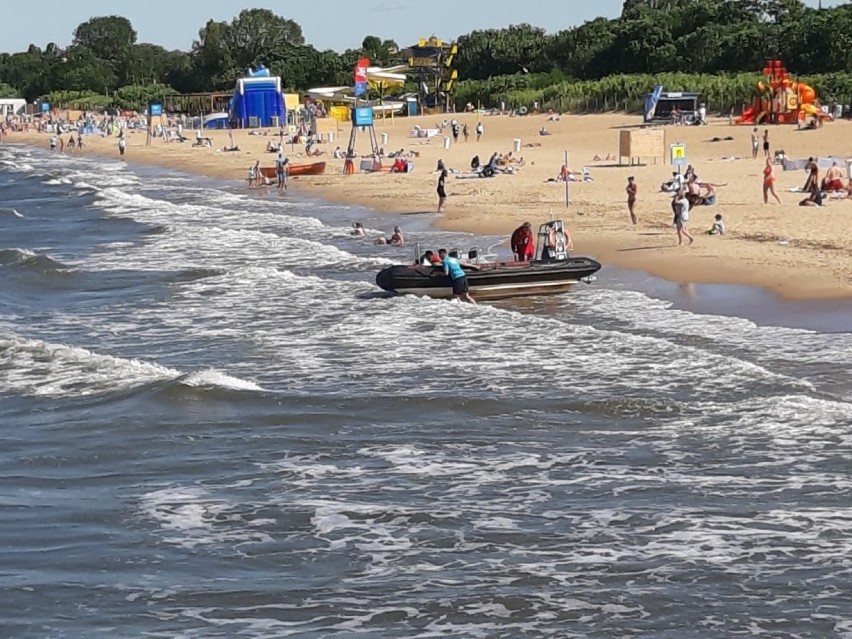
top-left (1, 144), bottom-right (852, 638)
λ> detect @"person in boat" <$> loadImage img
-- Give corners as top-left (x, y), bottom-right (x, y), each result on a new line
top-left (510, 221), bottom-right (535, 262)
top-left (351, 222), bottom-right (365, 236)
top-left (418, 250), bottom-right (442, 266)
top-left (391, 157), bottom-right (408, 173)
top-left (470, 155), bottom-right (480, 171)
top-left (437, 248), bottom-right (478, 304)
top-left (389, 226), bottom-right (404, 246)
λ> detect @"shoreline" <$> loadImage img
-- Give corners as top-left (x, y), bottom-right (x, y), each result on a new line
top-left (5, 112), bottom-right (852, 301)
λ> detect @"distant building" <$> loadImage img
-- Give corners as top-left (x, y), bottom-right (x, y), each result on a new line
top-left (0, 99), bottom-right (27, 116)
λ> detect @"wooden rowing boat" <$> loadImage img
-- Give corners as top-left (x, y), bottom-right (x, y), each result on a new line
top-left (259, 161), bottom-right (326, 179)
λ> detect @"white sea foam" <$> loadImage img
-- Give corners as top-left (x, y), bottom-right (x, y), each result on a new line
top-left (138, 486), bottom-right (273, 549)
top-left (0, 332), bottom-right (262, 397)
top-left (0, 333), bottom-right (179, 396)
top-left (182, 369), bottom-right (264, 392)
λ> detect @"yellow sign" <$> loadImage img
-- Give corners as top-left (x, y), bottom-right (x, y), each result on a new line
top-left (670, 143), bottom-right (687, 165)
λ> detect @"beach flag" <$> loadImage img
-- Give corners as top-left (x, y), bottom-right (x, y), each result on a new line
top-left (644, 85), bottom-right (663, 122)
top-left (354, 57), bottom-right (369, 97)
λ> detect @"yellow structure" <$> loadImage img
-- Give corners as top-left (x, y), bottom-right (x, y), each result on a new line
top-left (329, 106), bottom-right (350, 122)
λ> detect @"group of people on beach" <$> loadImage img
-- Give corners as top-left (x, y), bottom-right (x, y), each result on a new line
top-left (247, 152), bottom-right (289, 192)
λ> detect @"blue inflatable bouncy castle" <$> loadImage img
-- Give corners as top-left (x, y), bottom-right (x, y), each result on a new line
top-left (230, 66), bottom-right (285, 128)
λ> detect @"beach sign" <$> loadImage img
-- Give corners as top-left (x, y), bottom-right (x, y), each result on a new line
top-left (148, 103), bottom-right (163, 117)
top-left (40, 102), bottom-right (50, 113)
top-left (670, 143), bottom-right (687, 166)
top-left (352, 107), bottom-right (374, 127)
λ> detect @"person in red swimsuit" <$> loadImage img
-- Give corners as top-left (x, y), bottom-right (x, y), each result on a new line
top-left (763, 157), bottom-right (781, 204)
top-left (510, 222), bottom-right (535, 261)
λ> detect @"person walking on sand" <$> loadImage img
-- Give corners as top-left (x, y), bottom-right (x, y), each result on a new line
top-left (763, 157), bottom-right (781, 204)
top-left (475, 121), bottom-right (483, 142)
top-left (626, 176), bottom-right (638, 225)
top-left (436, 169), bottom-right (448, 212)
top-left (762, 129), bottom-right (770, 159)
top-left (673, 190), bottom-right (694, 246)
top-left (463, 123), bottom-right (469, 143)
top-left (751, 127), bottom-right (759, 159)
top-left (437, 248), bottom-right (478, 304)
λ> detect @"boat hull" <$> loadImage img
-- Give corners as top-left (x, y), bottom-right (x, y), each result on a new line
top-left (376, 258), bottom-right (602, 300)
top-left (259, 161), bottom-right (326, 178)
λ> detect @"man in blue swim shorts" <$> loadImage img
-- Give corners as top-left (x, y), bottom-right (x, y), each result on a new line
top-left (438, 248), bottom-right (478, 304)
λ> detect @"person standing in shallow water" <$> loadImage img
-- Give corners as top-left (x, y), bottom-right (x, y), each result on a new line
top-left (626, 176), bottom-right (638, 225)
top-left (437, 248), bottom-right (478, 304)
top-left (436, 169), bottom-right (447, 212)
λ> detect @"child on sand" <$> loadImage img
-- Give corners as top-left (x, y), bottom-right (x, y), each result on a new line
top-left (708, 214), bottom-right (725, 235)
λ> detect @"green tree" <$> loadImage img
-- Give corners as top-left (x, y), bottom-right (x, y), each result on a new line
top-left (0, 82), bottom-right (19, 98)
top-left (72, 16), bottom-right (137, 60)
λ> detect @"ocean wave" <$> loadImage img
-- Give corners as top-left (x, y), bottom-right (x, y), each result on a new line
top-left (0, 207), bottom-right (24, 218)
top-left (0, 333), bottom-right (262, 398)
top-left (0, 248), bottom-right (76, 276)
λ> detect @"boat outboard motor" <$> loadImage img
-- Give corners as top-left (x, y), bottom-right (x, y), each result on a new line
top-left (468, 248), bottom-right (479, 262)
top-left (449, 249), bottom-right (460, 259)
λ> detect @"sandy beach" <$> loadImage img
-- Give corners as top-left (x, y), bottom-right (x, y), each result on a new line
top-left (8, 112), bottom-right (852, 299)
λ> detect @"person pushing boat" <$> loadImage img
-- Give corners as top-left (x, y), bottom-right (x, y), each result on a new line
top-left (437, 248), bottom-right (478, 304)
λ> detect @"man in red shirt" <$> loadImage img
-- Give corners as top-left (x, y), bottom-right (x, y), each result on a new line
top-left (510, 222), bottom-right (535, 261)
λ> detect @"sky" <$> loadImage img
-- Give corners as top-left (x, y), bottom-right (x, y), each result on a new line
top-left (0, 0), bottom-right (844, 54)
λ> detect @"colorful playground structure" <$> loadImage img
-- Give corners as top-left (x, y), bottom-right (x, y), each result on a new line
top-left (736, 59), bottom-right (831, 125)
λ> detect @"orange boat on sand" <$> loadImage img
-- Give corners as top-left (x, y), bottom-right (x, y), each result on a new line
top-left (259, 161), bottom-right (326, 179)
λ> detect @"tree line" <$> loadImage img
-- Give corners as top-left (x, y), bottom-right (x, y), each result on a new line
top-left (1, 1), bottom-right (850, 112)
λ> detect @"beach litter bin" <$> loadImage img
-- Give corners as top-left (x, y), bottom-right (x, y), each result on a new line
top-left (381, 132), bottom-right (388, 145)
top-left (514, 139), bottom-right (521, 153)
top-left (443, 136), bottom-right (451, 150)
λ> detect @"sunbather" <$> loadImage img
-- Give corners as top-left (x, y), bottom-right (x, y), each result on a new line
top-left (821, 162), bottom-right (844, 191)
